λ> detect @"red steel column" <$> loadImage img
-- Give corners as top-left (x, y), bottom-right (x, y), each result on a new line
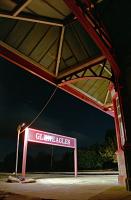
top-left (74, 139), bottom-right (77, 177)
top-left (22, 128), bottom-right (29, 178)
top-left (117, 77), bottom-right (131, 191)
top-left (110, 84), bottom-right (127, 186)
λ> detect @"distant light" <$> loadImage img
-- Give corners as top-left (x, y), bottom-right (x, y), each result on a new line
top-left (17, 122), bottom-right (26, 132)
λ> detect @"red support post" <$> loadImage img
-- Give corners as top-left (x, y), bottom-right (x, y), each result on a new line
top-left (22, 128), bottom-right (29, 178)
top-left (109, 84), bottom-right (127, 186)
top-left (112, 95), bottom-right (122, 151)
top-left (74, 139), bottom-right (77, 177)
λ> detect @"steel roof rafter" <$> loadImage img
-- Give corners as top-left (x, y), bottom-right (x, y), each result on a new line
top-left (58, 61), bottom-right (112, 86)
top-left (42, 0), bottom-right (66, 17)
top-left (104, 89), bottom-right (110, 105)
top-left (99, 59), bottom-right (106, 76)
top-left (57, 55), bottom-right (112, 83)
top-left (0, 11), bottom-right (63, 27)
top-left (12, 0), bottom-right (32, 17)
top-left (64, 0), bottom-right (121, 77)
top-left (58, 55), bottom-right (105, 79)
top-left (79, 0), bottom-right (112, 48)
top-left (55, 26), bottom-right (65, 76)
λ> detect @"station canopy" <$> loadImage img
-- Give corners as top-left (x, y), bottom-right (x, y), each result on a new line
top-left (0, 0), bottom-right (115, 117)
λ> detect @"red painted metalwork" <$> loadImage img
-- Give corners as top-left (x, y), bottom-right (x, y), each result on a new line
top-left (109, 83), bottom-right (127, 186)
top-left (60, 84), bottom-right (114, 117)
top-left (82, 0), bottom-right (111, 47)
top-left (0, 43), bottom-right (114, 117)
top-left (110, 91), bottom-right (122, 150)
top-left (59, 76), bottom-right (111, 87)
top-left (74, 139), bottom-right (77, 177)
top-left (64, 0), bottom-right (120, 77)
top-left (0, 44), bottom-right (56, 85)
top-left (22, 127), bottom-right (77, 177)
top-left (22, 127), bottom-right (28, 178)
top-left (27, 128), bottom-right (76, 148)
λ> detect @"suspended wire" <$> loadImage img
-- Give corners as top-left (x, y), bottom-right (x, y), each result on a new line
top-left (20, 85), bottom-right (58, 134)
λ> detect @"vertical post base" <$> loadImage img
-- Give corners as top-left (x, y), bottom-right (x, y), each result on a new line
top-left (118, 175), bottom-right (126, 186)
top-left (116, 149), bottom-right (127, 186)
top-left (126, 178), bottom-right (131, 191)
top-left (124, 145), bottom-right (131, 191)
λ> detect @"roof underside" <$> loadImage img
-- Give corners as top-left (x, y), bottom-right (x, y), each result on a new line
top-left (0, 0), bottom-right (115, 116)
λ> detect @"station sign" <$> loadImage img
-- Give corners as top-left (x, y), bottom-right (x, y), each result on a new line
top-left (22, 127), bottom-right (77, 177)
top-left (27, 128), bottom-right (76, 148)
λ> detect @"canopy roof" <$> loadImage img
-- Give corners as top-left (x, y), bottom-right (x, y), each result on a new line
top-left (0, 0), bottom-right (118, 116)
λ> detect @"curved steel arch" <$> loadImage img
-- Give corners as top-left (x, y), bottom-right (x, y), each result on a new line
top-left (58, 75), bottom-right (112, 86)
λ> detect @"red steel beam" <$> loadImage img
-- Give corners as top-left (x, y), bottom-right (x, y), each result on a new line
top-left (64, 0), bottom-right (120, 77)
top-left (60, 84), bottom-right (114, 117)
top-left (0, 43), bottom-right (114, 116)
top-left (0, 44), bottom-right (56, 85)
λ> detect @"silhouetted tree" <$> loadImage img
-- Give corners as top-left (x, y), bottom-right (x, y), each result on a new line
top-left (100, 129), bottom-right (117, 163)
top-left (78, 144), bottom-right (103, 170)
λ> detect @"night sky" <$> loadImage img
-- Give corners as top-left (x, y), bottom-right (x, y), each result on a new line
top-left (0, 57), bottom-right (115, 161)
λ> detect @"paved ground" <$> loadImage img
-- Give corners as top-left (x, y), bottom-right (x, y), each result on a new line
top-left (0, 172), bottom-right (131, 200)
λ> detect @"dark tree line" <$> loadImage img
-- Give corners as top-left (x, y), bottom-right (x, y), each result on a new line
top-left (78, 129), bottom-right (117, 170)
top-left (0, 129), bottom-right (118, 172)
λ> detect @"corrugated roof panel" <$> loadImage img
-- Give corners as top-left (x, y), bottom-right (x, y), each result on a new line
top-left (71, 80), bottom-right (104, 104)
top-left (72, 22), bottom-right (101, 57)
top-left (40, 38), bottom-right (59, 73)
top-left (84, 79), bottom-right (98, 93)
top-left (106, 92), bottom-right (112, 105)
top-left (65, 56), bottom-right (77, 67)
top-left (18, 23), bottom-right (50, 56)
top-left (30, 26), bottom-right (60, 62)
top-left (88, 80), bottom-right (105, 98)
top-left (27, 0), bottom-right (66, 19)
top-left (87, 80), bottom-right (102, 96)
top-left (94, 80), bottom-right (109, 103)
top-left (48, 60), bottom-right (57, 74)
top-left (77, 71), bottom-right (85, 77)
top-left (46, 0), bottom-right (71, 16)
top-left (60, 40), bottom-right (77, 71)
top-left (59, 57), bottom-right (67, 71)
top-left (75, 76), bottom-right (111, 105)
top-left (82, 79), bottom-right (94, 90)
top-left (73, 79), bottom-right (95, 94)
top-left (84, 69), bottom-right (95, 77)
top-left (64, 25), bottom-right (89, 62)
top-left (102, 67), bottom-right (112, 78)
top-left (0, 0), bottom-right (16, 12)
top-left (0, 18), bottom-right (16, 41)
top-left (105, 61), bottom-right (111, 71)
top-left (91, 65), bottom-right (101, 76)
top-left (73, 79), bottom-right (88, 88)
top-left (5, 21), bottom-right (34, 49)
top-left (61, 40), bottom-right (74, 60)
top-left (72, 77), bottom-right (110, 105)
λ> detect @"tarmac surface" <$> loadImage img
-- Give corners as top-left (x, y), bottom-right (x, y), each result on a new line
top-left (0, 172), bottom-right (131, 200)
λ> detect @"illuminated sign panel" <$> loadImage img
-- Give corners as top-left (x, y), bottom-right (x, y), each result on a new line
top-left (27, 128), bottom-right (76, 148)
top-left (22, 128), bottom-right (77, 178)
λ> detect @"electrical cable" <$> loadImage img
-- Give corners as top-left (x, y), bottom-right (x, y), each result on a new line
top-left (20, 85), bottom-right (58, 134)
